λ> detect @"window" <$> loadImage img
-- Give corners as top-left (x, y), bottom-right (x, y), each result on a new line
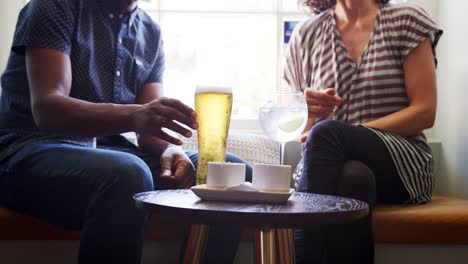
top-left (17, 0), bottom-right (306, 130)
top-left (139, 0), bottom-right (308, 122)
top-left (20, 0), bottom-right (436, 131)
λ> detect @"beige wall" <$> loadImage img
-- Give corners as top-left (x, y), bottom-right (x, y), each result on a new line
top-left (405, 1), bottom-right (468, 200)
top-left (0, 0), bottom-right (23, 86)
top-left (432, 0), bottom-right (468, 198)
top-left (0, 0), bottom-right (23, 62)
top-left (410, 0), bottom-right (438, 19)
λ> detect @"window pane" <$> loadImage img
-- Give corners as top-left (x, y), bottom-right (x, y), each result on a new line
top-left (279, 16), bottom-right (307, 83)
top-left (145, 11), bottom-right (159, 23)
top-left (138, 0), bottom-right (159, 11)
top-left (281, 0), bottom-right (304, 12)
top-left (160, 0), bottom-right (276, 12)
top-left (160, 14), bottom-right (277, 118)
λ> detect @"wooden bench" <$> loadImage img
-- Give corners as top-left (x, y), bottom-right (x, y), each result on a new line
top-left (373, 195), bottom-right (468, 244)
top-left (0, 207), bottom-right (188, 241)
top-left (2, 195), bottom-right (468, 245)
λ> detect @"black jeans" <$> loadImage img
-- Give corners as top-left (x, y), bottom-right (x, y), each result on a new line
top-left (295, 120), bottom-right (410, 264)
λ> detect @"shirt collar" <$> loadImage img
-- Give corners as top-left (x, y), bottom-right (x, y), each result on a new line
top-left (97, 0), bottom-right (139, 27)
top-left (127, 8), bottom-right (139, 27)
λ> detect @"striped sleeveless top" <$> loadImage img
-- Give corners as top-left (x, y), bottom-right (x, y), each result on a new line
top-left (284, 3), bottom-right (443, 204)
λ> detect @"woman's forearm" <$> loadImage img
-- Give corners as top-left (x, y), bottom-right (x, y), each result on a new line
top-left (362, 105), bottom-right (435, 136)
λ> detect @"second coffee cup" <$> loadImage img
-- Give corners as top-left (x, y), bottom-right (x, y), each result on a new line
top-left (206, 162), bottom-right (246, 189)
top-left (252, 164), bottom-right (292, 192)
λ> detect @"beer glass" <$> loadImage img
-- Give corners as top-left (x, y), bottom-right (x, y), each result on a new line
top-left (195, 86), bottom-right (233, 185)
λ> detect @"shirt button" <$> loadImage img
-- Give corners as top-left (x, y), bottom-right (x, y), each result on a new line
top-left (118, 38), bottom-right (123, 44)
top-left (109, 13), bottom-right (114, 19)
top-left (116, 70), bottom-right (121, 77)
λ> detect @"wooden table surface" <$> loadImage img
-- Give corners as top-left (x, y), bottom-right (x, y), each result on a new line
top-left (134, 189), bottom-right (368, 228)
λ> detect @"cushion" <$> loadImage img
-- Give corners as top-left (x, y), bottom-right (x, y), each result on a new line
top-left (373, 195), bottom-right (468, 244)
top-left (2, 195), bottom-right (468, 244)
top-left (182, 131), bottom-right (280, 165)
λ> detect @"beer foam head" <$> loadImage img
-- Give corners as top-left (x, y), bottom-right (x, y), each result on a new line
top-left (195, 86), bottom-right (232, 94)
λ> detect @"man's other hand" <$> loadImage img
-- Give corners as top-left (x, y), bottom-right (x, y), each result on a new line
top-left (160, 147), bottom-right (195, 189)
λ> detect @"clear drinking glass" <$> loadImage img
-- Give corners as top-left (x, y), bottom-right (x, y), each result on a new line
top-left (258, 91), bottom-right (308, 164)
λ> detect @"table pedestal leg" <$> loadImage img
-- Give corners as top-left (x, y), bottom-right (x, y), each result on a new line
top-left (182, 224), bottom-right (209, 264)
top-left (254, 228), bottom-right (295, 264)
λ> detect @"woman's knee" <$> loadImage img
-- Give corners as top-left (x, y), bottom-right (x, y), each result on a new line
top-left (338, 161), bottom-right (376, 204)
top-left (305, 120), bottom-right (344, 145)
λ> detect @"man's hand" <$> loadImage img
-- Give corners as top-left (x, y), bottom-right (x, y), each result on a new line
top-left (304, 88), bottom-right (342, 119)
top-left (132, 97), bottom-right (198, 146)
top-left (160, 147), bottom-right (196, 189)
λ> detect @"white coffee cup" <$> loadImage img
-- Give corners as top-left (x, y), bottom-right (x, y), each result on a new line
top-left (206, 162), bottom-right (246, 188)
top-left (252, 164), bottom-right (292, 192)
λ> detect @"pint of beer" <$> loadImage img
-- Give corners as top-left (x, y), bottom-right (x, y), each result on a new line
top-left (195, 86), bottom-right (233, 185)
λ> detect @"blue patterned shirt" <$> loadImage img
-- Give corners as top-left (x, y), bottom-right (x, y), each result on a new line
top-left (0, 0), bottom-right (164, 161)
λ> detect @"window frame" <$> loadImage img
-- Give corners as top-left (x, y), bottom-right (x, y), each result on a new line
top-left (140, 1), bottom-right (307, 131)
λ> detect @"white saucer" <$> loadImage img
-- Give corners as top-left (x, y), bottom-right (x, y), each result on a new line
top-left (190, 184), bottom-right (294, 204)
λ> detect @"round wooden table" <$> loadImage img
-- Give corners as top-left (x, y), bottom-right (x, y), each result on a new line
top-left (134, 189), bottom-right (368, 264)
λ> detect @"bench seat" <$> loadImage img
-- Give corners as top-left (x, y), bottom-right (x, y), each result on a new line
top-left (373, 195), bottom-right (468, 244)
top-left (2, 195), bottom-right (468, 244)
top-left (0, 207), bottom-right (188, 241)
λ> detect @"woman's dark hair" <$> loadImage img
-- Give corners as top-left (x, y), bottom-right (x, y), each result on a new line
top-left (302, 0), bottom-right (390, 14)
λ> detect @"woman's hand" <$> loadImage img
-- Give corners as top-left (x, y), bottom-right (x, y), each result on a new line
top-left (297, 131), bottom-right (309, 144)
top-left (132, 97), bottom-right (198, 145)
top-left (160, 147), bottom-right (196, 189)
top-left (304, 88), bottom-right (342, 119)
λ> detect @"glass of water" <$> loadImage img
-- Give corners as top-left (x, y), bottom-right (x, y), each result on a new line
top-left (258, 91), bottom-right (308, 164)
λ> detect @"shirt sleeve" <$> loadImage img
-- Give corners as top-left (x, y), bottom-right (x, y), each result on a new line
top-left (12, 0), bottom-right (75, 55)
top-left (145, 38), bottom-right (165, 84)
top-left (400, 4), bottom-right (443, 64)
top-left (142, 21), bottom-right (165, 85)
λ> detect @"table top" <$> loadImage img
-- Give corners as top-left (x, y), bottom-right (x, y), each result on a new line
top-left (134, 190), bottom-right (369, 228)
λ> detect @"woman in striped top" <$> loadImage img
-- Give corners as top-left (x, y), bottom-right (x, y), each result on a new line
top-left (285, 0), bottom-right (443, 263)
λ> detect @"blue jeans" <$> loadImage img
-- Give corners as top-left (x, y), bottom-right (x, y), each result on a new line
top-left (0, 135), bottom-right (252, 264)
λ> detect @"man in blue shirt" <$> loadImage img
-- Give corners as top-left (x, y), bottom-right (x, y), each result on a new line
top-left (0, 0), bottom-right (250, 263)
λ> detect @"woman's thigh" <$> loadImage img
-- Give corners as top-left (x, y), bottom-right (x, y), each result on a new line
top-left (302, 120), bottom-right (409, 203)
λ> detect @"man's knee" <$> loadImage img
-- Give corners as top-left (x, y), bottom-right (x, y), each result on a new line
top-left (101, 153), bottom-right (154, 195)
top-left (225, 153), bottom-right (253, 182)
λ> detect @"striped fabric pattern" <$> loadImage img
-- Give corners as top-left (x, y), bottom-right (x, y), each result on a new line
top-left (284, 2), bottom-right (442, 203)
